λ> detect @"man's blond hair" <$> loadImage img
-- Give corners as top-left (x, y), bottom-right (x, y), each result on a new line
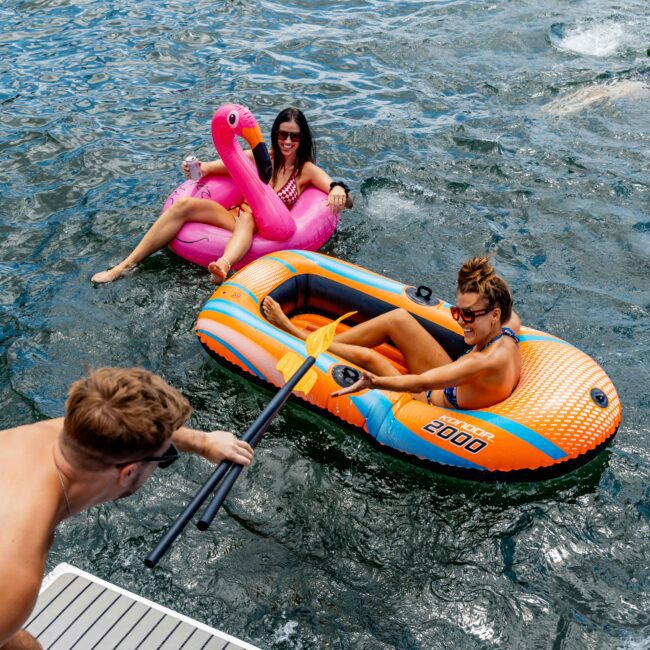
top-left (63, 367), bottom-right (191, 463)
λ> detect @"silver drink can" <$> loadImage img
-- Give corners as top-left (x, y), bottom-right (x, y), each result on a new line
top-left (185, 155), bottom-right (202, 181)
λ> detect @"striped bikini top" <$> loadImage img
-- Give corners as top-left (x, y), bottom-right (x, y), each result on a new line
top-left (276, 175), bottom-right (299, 209)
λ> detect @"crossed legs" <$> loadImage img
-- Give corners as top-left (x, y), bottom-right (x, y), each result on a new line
top-left (262, 297), bottom-right (452, 378)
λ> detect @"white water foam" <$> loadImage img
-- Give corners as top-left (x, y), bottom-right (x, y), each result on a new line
top-left (553, 21), bottom-right (631, 57)
top-left (542, 80), bottom-right (650, 115)
top-left (365, 188), bottom-right (420, 223)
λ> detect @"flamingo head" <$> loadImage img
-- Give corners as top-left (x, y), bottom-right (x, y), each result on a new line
top-left (212, 104), bottom-right (273, 184)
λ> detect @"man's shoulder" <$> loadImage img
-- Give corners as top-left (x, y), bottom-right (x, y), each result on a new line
top-left (0, 417), bottom-right (63, 438)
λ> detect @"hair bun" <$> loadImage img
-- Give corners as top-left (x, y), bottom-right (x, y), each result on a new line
top-left (458, 256), bottom-right (494, 285)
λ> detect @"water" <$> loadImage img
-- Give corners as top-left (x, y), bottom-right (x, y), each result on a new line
top-left (1, 0), bottom-right (649, 648)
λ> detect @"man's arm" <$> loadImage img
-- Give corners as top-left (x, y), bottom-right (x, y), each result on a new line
top-left (0, 568), bottom-right (42, 648)
top-left (172, 427), bottom-right (254, 465)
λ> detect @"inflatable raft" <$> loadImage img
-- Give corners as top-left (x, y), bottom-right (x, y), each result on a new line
top-left (196, 250), bottom-right (621, 480)
top-left (164, 104), bottom-right (339, 269)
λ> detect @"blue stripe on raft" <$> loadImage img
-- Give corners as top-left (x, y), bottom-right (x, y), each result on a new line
top-left (518, 334), bottom-right (574, 347)
top-left (197, 328), bottom-right (265, 380)
top-left (289, 250), bottom-right (404, 295)
top-left (265, 256), bottom-right (297, 273)
top-left (461, 410), bottom-right (567, 460)
top-left (201, 299), bottom-right (338, 374)
top-left (350, 392), bottom-right (487, 470)
top-left (221, 282), bottom-right (259, 305)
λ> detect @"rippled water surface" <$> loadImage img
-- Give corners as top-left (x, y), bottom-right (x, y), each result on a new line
top-left (1, 1), bottom-right (649, 648)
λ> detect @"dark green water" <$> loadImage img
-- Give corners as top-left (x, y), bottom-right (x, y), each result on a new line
top-left (1, 1), bottom-right (649, 648)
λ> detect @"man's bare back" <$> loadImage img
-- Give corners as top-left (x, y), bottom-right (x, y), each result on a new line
top-left (0, 420), bottom-right (64, 649)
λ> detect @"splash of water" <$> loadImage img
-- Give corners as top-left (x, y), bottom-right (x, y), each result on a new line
top-left (542, 80), bottom-right (650, 115)
top-left (550, 21), bottom-right (630, 57)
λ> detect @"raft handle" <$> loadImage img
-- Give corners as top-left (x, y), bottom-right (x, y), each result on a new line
top-left (405, 285), bottom-right (440, 307)
top-left (417, 285), bottom-right (432, 299)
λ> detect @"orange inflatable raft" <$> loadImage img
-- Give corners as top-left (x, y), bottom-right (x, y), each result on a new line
top-left (196, 250), bottom-right (621, 480)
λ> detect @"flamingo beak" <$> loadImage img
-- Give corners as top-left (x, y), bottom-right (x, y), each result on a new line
top-left (242, 125), bottom-right (272, 184)
top-left (242, 125), bottom-right (264, 149)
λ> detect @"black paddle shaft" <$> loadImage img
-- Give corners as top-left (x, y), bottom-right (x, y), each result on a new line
top-left (196, 355), bottom-right (316, 531)
top-left (144, 355), bottom-right (316, 567)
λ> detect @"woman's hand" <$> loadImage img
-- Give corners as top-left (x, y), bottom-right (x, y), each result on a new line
top-left (327, 185), bottom-right (347, 213)
top-left (331, 370), bottom-right (376, 397)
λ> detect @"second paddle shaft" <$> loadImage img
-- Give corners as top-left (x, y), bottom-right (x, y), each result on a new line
top-left (196, 355), bottom-right (316, 530)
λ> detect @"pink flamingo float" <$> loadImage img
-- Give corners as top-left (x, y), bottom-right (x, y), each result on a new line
top-left (164, 104), bottom-right (340, 269)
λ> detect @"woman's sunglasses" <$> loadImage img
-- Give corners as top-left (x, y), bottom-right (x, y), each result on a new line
top-left (277, 129), bottom-right (301, 142)
top-left (450, 305), bottom-right (494, 323)
top-left (115, 442), bottom-right (180, 469)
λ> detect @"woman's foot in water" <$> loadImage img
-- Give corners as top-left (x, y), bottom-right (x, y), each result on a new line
top-left (208, 257), bottom-right (231, 284)
top-left (261, 296), bottom-right (305, 339)
top-left (91, 264), bottom-right (135, 284)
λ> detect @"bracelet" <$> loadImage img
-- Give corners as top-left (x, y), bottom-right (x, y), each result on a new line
top-left (329, 181), bottom-right (350, 196)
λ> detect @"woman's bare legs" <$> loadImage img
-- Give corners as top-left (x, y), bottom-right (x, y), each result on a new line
top-left (262, 298), bottom-right (451, 376)
top-left (91, 197), bottom-right (236, 283)
top-left (207, 210), bottom-right (255, 283)
top-left (331, 308), bottom-right (451, 372)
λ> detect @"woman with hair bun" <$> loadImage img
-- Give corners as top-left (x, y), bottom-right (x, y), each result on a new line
top-left (263, 256), bottom-right (522, 410)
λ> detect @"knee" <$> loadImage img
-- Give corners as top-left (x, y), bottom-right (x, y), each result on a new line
top-left (392, 308), bottom-right (415, 326)
top-left (169, 197), bottom-right (195, 220)
top-left (354, 346), bottom-right (383, 369)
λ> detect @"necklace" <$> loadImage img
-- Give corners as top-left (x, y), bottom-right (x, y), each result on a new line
top-left (52, 449), bottom-right (72, 517)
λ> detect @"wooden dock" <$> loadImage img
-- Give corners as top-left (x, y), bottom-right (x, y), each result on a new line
top-left (25, 563), bottom-right (261, 649)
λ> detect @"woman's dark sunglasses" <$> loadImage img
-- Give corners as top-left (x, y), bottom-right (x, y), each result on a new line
top-left (115, 442), bottom-right (180, 469)
top-left (450, 305), bottom-right (494, 323)
top-left (277, 129), bottom-right (301, 142)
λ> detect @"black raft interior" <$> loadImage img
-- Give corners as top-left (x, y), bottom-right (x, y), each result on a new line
top-left (267, 273), bottom-right (470, 361)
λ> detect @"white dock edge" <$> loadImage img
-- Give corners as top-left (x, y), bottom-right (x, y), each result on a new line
top-left (26, 563), bottom-right (262, 650)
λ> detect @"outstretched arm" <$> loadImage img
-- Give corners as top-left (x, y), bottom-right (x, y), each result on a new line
top-left (332, 353), bottom-right (489, 397)
top-left (172, 427), bottom-right (254, 465)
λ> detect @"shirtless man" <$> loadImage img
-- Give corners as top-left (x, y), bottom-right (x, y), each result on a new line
top-left (0, 367), bottom-right (254, 650)
top-left (263, 256), bottom-right (521, 410)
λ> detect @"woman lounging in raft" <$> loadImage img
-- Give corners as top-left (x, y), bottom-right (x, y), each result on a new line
top-left (92, 107), bottom-right (351, 284)
top-left (263, 256), bottom-right (522, 410)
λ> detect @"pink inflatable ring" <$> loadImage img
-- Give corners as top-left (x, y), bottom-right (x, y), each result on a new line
top-left (164, 104), bottom-right (340, 269)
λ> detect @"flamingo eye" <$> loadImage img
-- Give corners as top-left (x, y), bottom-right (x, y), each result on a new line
top-left (227, 111), bottom-right (239, 128)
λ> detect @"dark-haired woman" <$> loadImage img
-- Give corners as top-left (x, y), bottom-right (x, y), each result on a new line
top-left (91, 107), bottom-right (350, 284)
top-left (263, 257), bottom-right (522, 410)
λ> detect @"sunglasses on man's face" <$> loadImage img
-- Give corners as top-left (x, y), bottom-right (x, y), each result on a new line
top-left (450, 305), bottom-right (495, 323)
top-left (115, 442), bottom-right (180, 469)
top-left (277, 129), bottom-right (301, 142)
